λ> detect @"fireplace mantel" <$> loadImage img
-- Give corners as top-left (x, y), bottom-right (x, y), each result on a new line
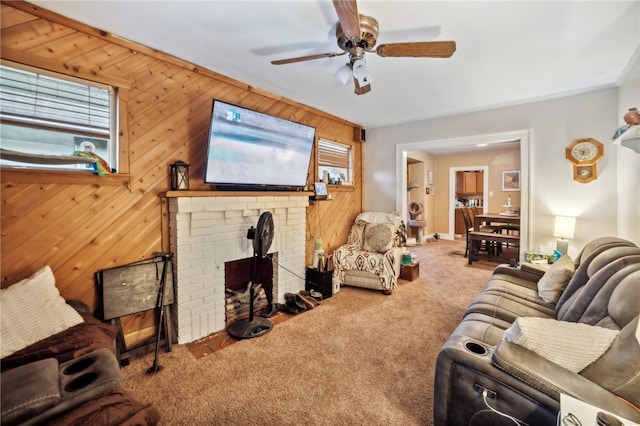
top-left (163, 190), bottom-right (313, 198)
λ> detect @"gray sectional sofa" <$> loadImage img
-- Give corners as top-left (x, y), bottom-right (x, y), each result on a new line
top-left (434, 236), bottom-right (640, 425)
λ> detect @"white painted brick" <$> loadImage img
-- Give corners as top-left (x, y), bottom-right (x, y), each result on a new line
top-left (236, 196), bottom-right (257, 203)
top-left (171, 194), bottom-right (307, 343)
top-left (246, 201), bottom-right (266, 209)
top-left (224, 209), bottom-right (244, 218)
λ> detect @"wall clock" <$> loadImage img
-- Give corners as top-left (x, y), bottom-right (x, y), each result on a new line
top-left (566, 138), bottom-right (604, 183)
top-left (572, 164), bottom-right (597, 183)
top-left (566, 137), bottom-right (604, 164)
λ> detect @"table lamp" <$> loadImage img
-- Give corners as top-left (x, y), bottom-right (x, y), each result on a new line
top-left (554, 216), bottom-right (576, 255)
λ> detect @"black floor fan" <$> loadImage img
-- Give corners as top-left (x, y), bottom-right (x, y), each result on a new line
top-left (227, 212), bottom-right (274, 339)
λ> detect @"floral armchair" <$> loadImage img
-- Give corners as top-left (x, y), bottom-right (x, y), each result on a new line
top-left (333, 212), bottom-right (407, 294)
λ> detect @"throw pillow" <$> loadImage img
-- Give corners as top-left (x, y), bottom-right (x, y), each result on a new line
top-left (0, 265), bottom-right (84, 359)
top-left (503, 317), bottom-right (619, 373)
top-left (537, 254), bottom-right (575, 303)
top-left (363, 223), bottom-right (395, 253)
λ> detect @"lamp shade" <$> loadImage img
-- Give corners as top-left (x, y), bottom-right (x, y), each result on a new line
top-left (352, 59), bottom-right (373, 86)
top-left (335, 64), bottom-right (352, 86)
top-left (554, 216), bottom-right (576, 240)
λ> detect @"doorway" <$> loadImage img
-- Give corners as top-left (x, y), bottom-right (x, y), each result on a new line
top-left (395, 130), bottom-right (530, 260)
top-left (449, 165), bottom-right (489, 237)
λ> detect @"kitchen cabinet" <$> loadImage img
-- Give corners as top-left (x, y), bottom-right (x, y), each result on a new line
top-left (456, 171), bottom-right (484, 194)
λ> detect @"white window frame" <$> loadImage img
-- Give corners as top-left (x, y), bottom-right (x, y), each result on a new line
top-left (317, 139), bottom-right (352, 185)
top-left (0, 61), bottom-right (118, 172)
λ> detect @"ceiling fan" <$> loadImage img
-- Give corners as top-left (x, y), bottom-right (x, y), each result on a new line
top-left (271, 0), bottom-right (456, 95)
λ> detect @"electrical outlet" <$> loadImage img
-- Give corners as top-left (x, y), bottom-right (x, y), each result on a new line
top-left (489, 191), bottom-right (494, 197)
top-left (474, 384), bottom-right (497, 399)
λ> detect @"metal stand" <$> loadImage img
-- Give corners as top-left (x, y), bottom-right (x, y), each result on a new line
top-left (227, 223), bottom-right (273, 340)
top-left (146, 253), bottom-right (171, 374)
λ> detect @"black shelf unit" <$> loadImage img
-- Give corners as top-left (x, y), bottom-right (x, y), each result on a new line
top-left (305, 267), bottom-right (333, 299)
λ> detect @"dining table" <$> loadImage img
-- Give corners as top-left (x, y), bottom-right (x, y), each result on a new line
top-left (473, 212), bottom-right (520, 232)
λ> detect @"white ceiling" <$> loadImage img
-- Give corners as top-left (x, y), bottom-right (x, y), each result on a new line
top-left (32, 1), bottom-right (640, 129)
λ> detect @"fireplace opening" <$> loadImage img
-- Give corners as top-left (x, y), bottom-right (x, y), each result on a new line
top-left (225, 254), bottom-right (274, 323)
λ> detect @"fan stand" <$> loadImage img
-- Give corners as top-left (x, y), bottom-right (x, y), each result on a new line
top-left (227, 214), bottom-right (274, 339)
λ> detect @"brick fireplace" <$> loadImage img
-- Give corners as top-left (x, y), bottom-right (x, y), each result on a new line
top-left (167, 193), bottom-right (309, 343)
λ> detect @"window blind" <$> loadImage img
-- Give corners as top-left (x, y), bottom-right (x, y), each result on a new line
top-left (0, 65), bottom-right (111, 138)
top-left (318, 140), bottom-right (350, 169)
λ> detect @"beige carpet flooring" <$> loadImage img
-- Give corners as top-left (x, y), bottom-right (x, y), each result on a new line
top-left (121, 238), bottom-right (511, 425)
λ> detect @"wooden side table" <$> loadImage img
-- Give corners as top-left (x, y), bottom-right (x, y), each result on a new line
top-left (400, 261), bottom-right (420, 281)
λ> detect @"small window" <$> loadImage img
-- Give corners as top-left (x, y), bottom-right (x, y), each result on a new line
top-left (0, 62), bottom-right (118, 172)
top-left (317, 139), bottom-right (352, 185)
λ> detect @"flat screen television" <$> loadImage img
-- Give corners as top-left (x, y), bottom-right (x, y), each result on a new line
top-left (204, 100), bottom-right (316, 191)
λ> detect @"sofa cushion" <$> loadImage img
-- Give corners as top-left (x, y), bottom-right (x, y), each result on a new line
top-left (503, 317), bottom-right (619, 373)
top-left (363, 223), bottom-right (395, 253)
top-left (0, 266), bottom-right (84, 359)
top-left (537, 254), bottom-right (575, 303)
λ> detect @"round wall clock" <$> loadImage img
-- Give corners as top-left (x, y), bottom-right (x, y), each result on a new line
top-left (566, 137), bottom-right (604, 165)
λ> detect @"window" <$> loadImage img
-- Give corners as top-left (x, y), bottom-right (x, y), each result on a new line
top-left (0, 62), bottom-right (118, 172)
top-left (317, 139), bottom-right (352, 185)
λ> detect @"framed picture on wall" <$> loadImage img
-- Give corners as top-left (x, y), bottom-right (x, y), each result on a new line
top-left (502, 170), bottom-right (520, 191)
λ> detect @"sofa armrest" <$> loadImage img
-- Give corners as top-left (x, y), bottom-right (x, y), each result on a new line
top-left (490, 263), bottom-right (546, 284)
top-left (492, 340), bottom-right (640, 422)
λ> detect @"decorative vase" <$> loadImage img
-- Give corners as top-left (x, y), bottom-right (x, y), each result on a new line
top-left (623, 107), bottom-right (640, 126)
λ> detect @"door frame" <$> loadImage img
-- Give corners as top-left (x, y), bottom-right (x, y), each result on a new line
top-left (395, 130), bottom-right (530, 261)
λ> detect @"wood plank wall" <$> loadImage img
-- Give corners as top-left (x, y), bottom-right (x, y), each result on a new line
top-left (0, 1), bottom-right (363, 345)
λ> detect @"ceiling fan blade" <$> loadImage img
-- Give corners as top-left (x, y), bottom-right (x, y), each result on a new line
top-left (332, 0), bottom-right (361, 40)
top-left (353, 77), bottom-right (371, 95)
top-left (271, 51), bottom-right (346, 65)
top-left (376, 41), bottom-right (456, 58)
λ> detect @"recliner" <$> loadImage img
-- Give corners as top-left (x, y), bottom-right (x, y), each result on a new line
top-left (433, 237), bottom-right (640, 425)
top-left (333, 212), bottom-right (406, 294)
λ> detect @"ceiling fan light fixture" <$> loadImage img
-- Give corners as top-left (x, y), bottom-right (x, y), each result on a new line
top-left (352, 59), bottom-right (373, 86)
top-left (335, 63), bottom-right (353, 85)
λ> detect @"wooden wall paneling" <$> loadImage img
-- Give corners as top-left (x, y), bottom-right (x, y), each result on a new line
top-left (1, 16), bottom-right (74, 50)
top-left (0, 181), bottom-right (54, 223)
top-left (73, 43), bottom-right (135, 72)
top-left (1, 47), bottom-right (132, 90)
top-left (1, 1), bottom-right (363, 345)
top-left (129, 79), bottom-right (213, 137)
top-left (25, 31), bottom-right (108, 60)
top-left (128, 75), bottom-right (211, 143)
top-left (1, 184), bottom-right (111, 286)
top-left (0, 4), bottom-right (38, 28)
top-left (1, 183), bottom-right (107, 264)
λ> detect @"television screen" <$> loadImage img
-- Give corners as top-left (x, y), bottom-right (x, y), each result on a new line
top-left (204, 100), bottom-right (316, 191)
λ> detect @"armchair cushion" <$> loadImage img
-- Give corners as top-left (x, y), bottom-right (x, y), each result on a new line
top-left (363, 223), bottom-right (395, 253)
